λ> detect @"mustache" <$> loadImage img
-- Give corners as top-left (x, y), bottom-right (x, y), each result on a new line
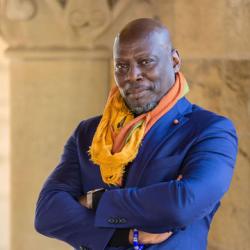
top-left (124, 83), bottom-right (154, 95)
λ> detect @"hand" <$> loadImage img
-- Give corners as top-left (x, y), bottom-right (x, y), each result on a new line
top-left (127, 175), bottom-right (180, 245)
top-left (177, 174), bottom-right (183, 181)
top-left (128, 229), bottom-right (172, 245)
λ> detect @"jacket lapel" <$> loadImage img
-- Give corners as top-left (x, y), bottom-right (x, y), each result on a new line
top-left (125, 97), bottom-right (192, 187)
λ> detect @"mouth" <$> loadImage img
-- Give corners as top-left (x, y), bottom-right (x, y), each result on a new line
top-left (126, 87), bottom-right (151, 99)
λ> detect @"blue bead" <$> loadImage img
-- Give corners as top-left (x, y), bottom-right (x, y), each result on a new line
top-left (133, 229), bottom-right (144, 250)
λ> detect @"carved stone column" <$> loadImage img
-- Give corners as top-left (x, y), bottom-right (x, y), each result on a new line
top-left (0, 1), bottom-right (156, 249)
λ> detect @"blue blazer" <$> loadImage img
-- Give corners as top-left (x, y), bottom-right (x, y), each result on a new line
top-left (35, 97), bottom-right (238, 250)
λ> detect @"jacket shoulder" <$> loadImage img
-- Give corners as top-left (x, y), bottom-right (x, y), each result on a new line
top-left (188, 104), bottom-right (237, 138)
top-left (78, 115), bottom-right (102, 133)
top-left (71, 115), bottom-right (102, 148)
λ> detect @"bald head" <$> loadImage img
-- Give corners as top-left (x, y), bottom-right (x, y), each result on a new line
top-left (114, 18), bottom-right (173, 53)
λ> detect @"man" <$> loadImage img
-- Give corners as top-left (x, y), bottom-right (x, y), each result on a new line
top-left (35, 18), bottom-right (238, 250)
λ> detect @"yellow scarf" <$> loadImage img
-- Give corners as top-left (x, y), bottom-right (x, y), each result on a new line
top-left (89, 72), bottom-right (189, 186)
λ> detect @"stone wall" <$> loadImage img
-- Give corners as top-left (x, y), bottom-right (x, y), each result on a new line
top-left (172, 1), bottom-right (250, 249)
top-left (0, 39), bottom-right (10, 250)
top-left (0, 1), bottom-right (249, 250)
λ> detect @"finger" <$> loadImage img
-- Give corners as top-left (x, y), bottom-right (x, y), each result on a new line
top-left (138, 231), bottom-right (172, 244)
top-left (79, 195), bottom-right (87, 206)
top-left (177, 174), bottom-right (183, 180)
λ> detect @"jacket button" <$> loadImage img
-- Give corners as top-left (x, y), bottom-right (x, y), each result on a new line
top-left (80, 247), bottom-right (90, 250)
top-left (119, 218), bottom-right (127, 224)
top-left (114, 218), bottom-right (119, 224)
top-left (108, 218), bottom-right (115, 224)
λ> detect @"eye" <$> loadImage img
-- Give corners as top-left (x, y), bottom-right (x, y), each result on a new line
top-left (115, 63), bottom-right (129, 71)
top-left (140, 58), bottom-right (154, 66)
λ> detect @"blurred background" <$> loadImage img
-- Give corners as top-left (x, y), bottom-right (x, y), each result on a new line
top-left (0, 0), bottom-right (249, 250)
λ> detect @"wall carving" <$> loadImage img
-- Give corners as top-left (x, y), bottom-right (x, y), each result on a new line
top-left (5, 0), bottom-right (36, 21)
top-left (66, 0), bottom-right (111, 38)
top-left (0, 0), bottom-right (156, 49)
top-left (57, 0), bottom-right (68, 9)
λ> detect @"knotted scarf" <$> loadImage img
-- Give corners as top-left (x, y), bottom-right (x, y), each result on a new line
top-left (89, 72), bottom-right (189, 186)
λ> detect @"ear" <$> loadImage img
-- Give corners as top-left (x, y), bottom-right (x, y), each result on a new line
top-left (172, 49), bottom-right (181, 73)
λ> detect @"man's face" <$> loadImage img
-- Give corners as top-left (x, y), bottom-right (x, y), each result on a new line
top-left (113, 32), bottom-right (177, 115)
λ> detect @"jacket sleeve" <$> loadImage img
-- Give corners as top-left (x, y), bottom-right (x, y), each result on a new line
top-left (94, 117), bottom-right (238, 233)
top-left (34, 122), bottom-right (114, 250)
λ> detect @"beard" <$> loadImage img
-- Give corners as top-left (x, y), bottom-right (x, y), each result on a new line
top-left (124, 99), bottom-right (159, 116)
top-left (119, 82), bottom-right (161, 115)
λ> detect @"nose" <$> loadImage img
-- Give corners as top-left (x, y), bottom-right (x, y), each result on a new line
top-left (127, 64), bottom-right (143, 82)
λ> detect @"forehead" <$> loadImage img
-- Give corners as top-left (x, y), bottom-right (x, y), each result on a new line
top-left (113, 32), bottom-right (167, 59)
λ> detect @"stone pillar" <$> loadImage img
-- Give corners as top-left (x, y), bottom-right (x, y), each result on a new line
top-left (7, 48), bottom-right (111, 250)
top-left (172, 1), bottom-right (250, 250)
top-left (0, 38), bottom-right (10, 250)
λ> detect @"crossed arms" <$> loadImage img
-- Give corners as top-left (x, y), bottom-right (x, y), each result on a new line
top-left (35, 117), bottom-right (238, 249)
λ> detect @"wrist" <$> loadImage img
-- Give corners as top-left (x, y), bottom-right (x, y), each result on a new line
top-left (133, 229), bottom-right (144, 250)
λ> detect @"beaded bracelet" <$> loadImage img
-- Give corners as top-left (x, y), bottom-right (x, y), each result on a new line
top-left (133, 228), bottom-right (144, 250)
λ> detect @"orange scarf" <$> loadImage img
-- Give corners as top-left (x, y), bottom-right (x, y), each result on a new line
top-left (89, 72), bottom-right (189, 186)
